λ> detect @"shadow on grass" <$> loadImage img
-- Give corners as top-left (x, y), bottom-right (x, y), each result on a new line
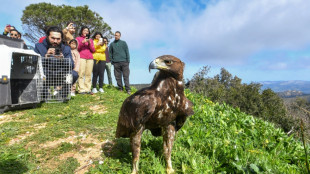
top-left (102, 138), bottom-right (131, 164)
top-left (102, 136), bottom-right (164, 164)
top-left (0, 158), bottom-right (28, 174)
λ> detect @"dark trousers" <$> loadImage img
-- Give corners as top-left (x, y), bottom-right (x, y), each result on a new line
top-left (113, 62), bottom-right (130, 91)
top-left (92, 60), bottom-right (106, 88)
top-left (72, 70), bottom-right (78, 84)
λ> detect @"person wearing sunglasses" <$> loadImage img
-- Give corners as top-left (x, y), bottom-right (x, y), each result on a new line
top-left (9, 29), bottom-right (19, 39)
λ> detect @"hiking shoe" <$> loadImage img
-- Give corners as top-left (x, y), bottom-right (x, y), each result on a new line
top-left (71, 92), bottom-right (76, 97)
top-left (99, 88), bottom-right (104, 93)
top-left (92, 88), bottom-right (98, 93)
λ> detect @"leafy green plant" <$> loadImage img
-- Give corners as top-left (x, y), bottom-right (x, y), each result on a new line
top-left (0, 86), bottom-right (309, 173)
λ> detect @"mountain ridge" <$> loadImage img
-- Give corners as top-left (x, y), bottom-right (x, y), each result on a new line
top-left (259, 80), bottom-right (310, 94)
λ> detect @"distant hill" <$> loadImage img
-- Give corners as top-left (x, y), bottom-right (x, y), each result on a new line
top-left (131, 84), bottom-right (150, 90)
top-left (260, 80), bottom-right (310, 94)
top-left (277, 90), bottom-right (304, 98)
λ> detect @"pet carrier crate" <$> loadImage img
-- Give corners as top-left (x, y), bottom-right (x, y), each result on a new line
top-left (38, 56), bottom-right (72, 103)
top-left (0, 44), bottom-right (43, 113)
top-left (0, 36), bottom-right (72, 113)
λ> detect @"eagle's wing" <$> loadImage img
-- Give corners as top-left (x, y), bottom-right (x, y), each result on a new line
top-left (116, 89), bottom-right (157, 138)
top-left (176, 98), bottom-right (194, 131)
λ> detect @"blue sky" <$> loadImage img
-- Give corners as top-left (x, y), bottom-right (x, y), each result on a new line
top-left (1, 0), bottom-right (310, 84)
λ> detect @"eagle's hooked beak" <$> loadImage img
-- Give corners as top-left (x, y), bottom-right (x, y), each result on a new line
top-left (149, 58), bottom-right (169, 72)
top-left (149, 59), bottom-right (157, 72)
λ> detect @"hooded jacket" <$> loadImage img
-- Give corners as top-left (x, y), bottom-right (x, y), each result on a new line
top-left (70, 39), bottom-right (80, 72)
top-left (76, 35), bottom-right (95, 59)
top-left (34, 38), bottom-right (74, 69)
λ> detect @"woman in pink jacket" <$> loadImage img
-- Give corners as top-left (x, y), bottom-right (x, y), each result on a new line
top-left (76, 26), bottom-right (95, 94)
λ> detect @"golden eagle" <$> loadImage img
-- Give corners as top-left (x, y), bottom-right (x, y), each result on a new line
top-left (115, 55), bottom-right (194, 174)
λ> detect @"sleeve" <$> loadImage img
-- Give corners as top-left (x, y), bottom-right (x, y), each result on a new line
top-left (124, 42), bottom-right (130, 63)
top-left (63, 46), bottom-right (74, 69)
top-left (94, 41), bottom-right (106, 53)
top-left (34, 44), bottom-right (45, 57)
top-left (109, 44), bottom-right (113, 62)
top-left (34, 44), bottom-right (39, 54)
top-left (89, 39), bottom-right (96, 53)
top-left (76, 37), bottom-right (83, 52)
top-left (62, 28), bottom-right (68, 35)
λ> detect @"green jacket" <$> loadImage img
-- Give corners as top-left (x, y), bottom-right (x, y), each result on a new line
top-left (109, 39), bottom-right (130, 63)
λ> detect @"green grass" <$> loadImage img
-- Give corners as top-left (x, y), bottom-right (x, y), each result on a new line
top-left (0, 86), bottom-right (309, 173)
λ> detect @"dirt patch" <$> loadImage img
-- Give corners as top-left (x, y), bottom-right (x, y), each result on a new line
top-left (80, 111), bottom-right (88, 115)
top-left (0, 112), bottom-right (26, 125)
top-left (9, 132), bottom-right (34, 145)
top-left (33, 123), bottom-right (47, 129)
top-left (8, 123), bottom-right (47, 145)
top-left (89, 105), bottom-right (107, 114)
top-left (79, 105), bottom-right (107, 115)
top-left (37, 132), bottom-right (108, 173)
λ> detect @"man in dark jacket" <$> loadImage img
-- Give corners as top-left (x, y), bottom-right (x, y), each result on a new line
top-left (34, 26), bottom-right (78, 84)
top-left (109, 31), bottom-right (131, 94)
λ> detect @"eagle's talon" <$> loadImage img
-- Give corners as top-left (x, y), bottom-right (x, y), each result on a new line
top-left (166, 168), bottom-right (175, 174)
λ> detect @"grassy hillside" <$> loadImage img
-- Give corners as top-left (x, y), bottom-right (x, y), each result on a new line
top-left (0, 86), bottom-right (308, 173)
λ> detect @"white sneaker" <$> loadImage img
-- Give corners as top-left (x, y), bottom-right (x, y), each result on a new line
top-left (99, 88), bottom-right (104, 93)
top-left (71, 92), bottom-right (76, 96)
top-left (92, 88), bottom-right (98, 93)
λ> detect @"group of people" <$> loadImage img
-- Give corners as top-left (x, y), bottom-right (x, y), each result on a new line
top-left (30, 22), bottom-right (131, 96)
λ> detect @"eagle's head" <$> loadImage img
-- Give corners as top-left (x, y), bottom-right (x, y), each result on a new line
top-left (149, 55), bottom-right (185, 80)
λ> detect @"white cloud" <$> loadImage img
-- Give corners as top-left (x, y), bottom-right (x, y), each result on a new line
top-left (2, 0), bottom-right (310, 83)
top-left (88, 0), bottom-right (310, 67)
top-left (183, 0), bottom-right (310, 65)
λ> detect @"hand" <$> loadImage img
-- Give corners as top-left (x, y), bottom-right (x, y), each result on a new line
top-left (47, 48), bottom-right (55, 55)
top-left (4, 26), bottom-right (10, 33)
top-left (82, 38), bottom-right (88, 44)
top-left (55, 53), bottom-right (64, 59)
top-left (67, 23), bottom-right (73, 29)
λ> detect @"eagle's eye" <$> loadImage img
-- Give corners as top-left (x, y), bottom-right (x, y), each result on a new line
top-left (164, 60), bottom-right (173, 65)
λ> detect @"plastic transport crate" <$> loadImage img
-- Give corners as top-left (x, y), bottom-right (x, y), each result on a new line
top-left (0, 36), bottom-right (72, 113)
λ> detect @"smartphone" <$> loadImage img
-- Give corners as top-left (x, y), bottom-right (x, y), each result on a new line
top-left (55, 48), bottom-right (61, 55)
top-left (86, 34), bottom-right (90, 39)
top-left (99, 38), bottom-right (103, 43)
